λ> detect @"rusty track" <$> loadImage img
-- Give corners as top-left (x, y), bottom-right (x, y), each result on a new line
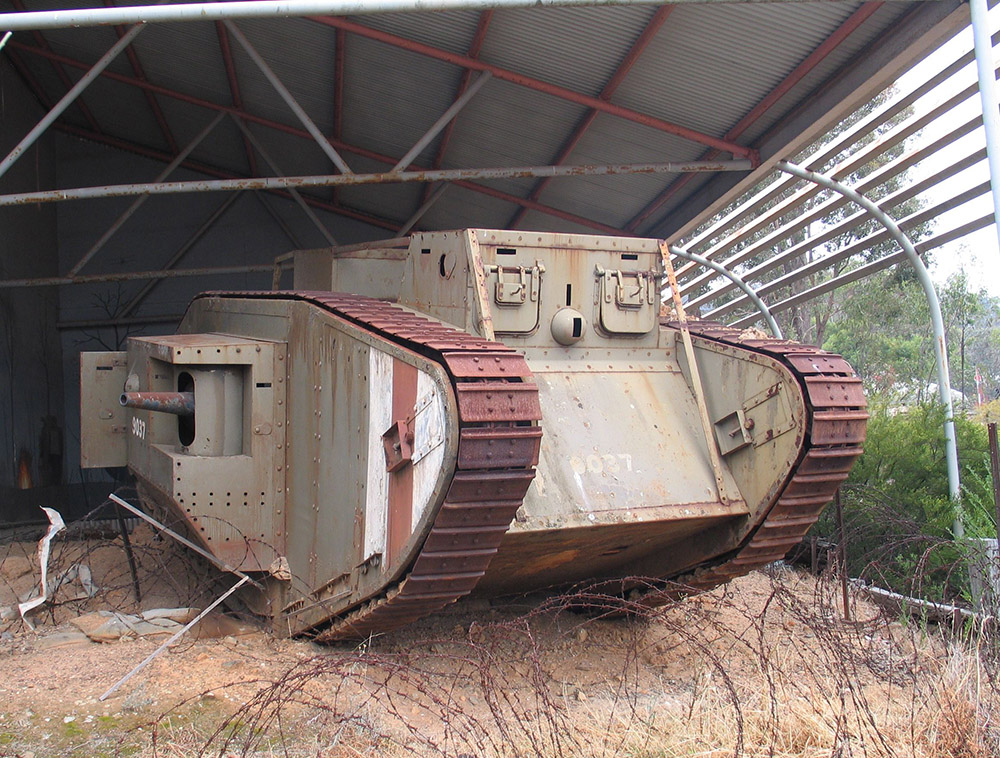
top-left (635, 320), bottom-right (868, 606)
top-left (200, 291), bottom-right (542, 641)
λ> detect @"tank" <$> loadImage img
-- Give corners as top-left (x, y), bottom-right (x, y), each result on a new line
top-left (79, 229), bottom-right (867, 640)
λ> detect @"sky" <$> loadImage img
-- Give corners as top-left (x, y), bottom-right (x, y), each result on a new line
top-left (897, 8), bottom-right (1000, 299)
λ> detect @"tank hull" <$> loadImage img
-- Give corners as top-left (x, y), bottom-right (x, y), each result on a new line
top-left (78, 229), bottom-right (867, 639)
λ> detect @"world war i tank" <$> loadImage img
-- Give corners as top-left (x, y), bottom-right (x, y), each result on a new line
top-left (80, 229), bottom-right (866, 640)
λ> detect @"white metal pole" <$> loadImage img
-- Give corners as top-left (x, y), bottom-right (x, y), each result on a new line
top-left (0, 23), bottom-right (145, 180)
top-left (0, 1), bottom-right (814, 32)
top-left (392, 72), bottom-right (492, 173)
top-left (0, 159), bottom-right (753, 206)
top-left (970, 0), bottom-right (1000, 255)
top-left (667, 243), bottom-right (783, 338)
top-left (778, 160), bottom-right (963, 536)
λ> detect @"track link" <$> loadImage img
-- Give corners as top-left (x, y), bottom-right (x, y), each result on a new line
top-left (200, 291), bottom-right (541, 641)
top-left (633, 320), bottom-right (868, 606)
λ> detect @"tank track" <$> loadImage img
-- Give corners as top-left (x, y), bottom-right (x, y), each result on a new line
top-left (632, 319), bottom-right (868, 607)
top-left (200, 291), bottom-right (542, 641)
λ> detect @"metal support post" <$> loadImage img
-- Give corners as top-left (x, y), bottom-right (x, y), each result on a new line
top-left (990, 422), bottom-right (1000, 550)
top-left (231, 114), bottom-right (338, 245)
top-left (777, 160), bottom-right (962, 536)
top-left (391, 71), bottom-right (492, 172)
top-left (970, 0), bottom-right (1000, 256)
top-left (661, 241), bottom-right (734, 504)
top-left (0, 22), bottom-right (146, 180)
top-left (67, 112), bottom-right (225, 277)
top-left (835, 489), bottom-right (850, 621)
top-left (666, 243), bottom-right (783, 338)
top-left (224, 20), bottom-right (352, 175)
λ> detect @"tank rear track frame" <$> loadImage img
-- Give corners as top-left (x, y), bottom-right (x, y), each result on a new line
top-left (200, 290), bottom-right (542, 641)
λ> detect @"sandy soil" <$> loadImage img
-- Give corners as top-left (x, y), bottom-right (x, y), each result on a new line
top-left (0, 528), bottom-right (994, 758)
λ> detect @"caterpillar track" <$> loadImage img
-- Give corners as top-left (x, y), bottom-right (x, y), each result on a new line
top-left (80, 229), bottom-right (866, 640)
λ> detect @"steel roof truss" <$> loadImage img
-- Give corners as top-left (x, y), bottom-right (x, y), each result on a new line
top-left (628, 2), bottom-right (884, 235)
top-left (507, 4), bottom-right (674, 229)
top-left (6, 40), bottom-right (641, 231)
top-left (216, 20), bottom-right (259, 176)
top-left (310, 15), bottom-right (756, 160)
top-left (0, 21), bottom-right (145, 181)
top-left (224, 20), bottom-right (353, 174)
top-left (104, 0), bottom-right (179, 154)
top-left (66, 111), bottom-right (226, 278)
top-left (10, 0), bottom-right (103, 134)
top-left (391, 70), bottom-right (492, 173)
top-left (231, 114), bottom-right (338, 245)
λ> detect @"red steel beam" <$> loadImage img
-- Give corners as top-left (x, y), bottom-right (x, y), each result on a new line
top-left (104, 0), bottom-right (179, 155)
top-left (9, 39), bottom-right (619, 233)
top-left (508, 4), bottom-right (673, 228)
top-left (334, 27), bottom-right (346, 140)
top-left (332, 26), bottom-right (345, 203)
top-left (10, 0), bottom-right (102, 134)
top-left (4, 45), bottom-right (54, 110)
top-left (625, 1), bottom-right (883, 233)
top-left (216, 21), bottom-right (259, 176)
top-left (309, 14), bottom-right (757, 161)
top-left (421, 9), bottom-right (494, 205)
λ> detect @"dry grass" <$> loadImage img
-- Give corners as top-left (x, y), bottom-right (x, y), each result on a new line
top-left (165, 569), bottom-right (1000, 758)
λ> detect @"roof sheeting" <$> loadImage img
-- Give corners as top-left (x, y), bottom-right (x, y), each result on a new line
top-left (1, 0), bottom-right (969, 244)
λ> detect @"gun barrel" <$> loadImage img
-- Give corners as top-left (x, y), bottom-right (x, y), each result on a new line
top-left (120, 391), bottom-right (195, 416)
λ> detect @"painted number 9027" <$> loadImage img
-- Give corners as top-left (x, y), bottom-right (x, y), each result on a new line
top-left (569, 453), bottom-right (633, 475)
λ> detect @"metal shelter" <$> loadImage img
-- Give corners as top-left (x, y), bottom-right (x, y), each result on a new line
top-left (0, 0), bottom-right (997, 499)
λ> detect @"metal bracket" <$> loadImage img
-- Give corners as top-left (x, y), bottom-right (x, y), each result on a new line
top-left (382, 419), bottom-right (414, 472)
top-left (484, 262), bottom-right (544, 306)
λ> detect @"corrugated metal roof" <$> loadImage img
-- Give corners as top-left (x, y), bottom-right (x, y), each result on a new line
top-left (1, 0), bottom-right (964, 244)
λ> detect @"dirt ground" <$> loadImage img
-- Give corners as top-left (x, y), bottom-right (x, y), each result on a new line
top-left (1, 526), bottom-right (997, 758)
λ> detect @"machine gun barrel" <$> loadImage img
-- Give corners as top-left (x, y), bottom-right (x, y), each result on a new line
top-left (120, 391), bottom-right (195, 416)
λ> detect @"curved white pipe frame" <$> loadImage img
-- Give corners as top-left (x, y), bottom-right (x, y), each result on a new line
top-left (666, 244), bottom-right (783, 339)
top-left (776, 160), bottom-right (962, 535)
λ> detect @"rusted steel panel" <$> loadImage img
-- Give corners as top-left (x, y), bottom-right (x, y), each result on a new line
top-left (802, 375), bottom-right (866, 407)
top-left (432, 501), bottom-right (518, 528)
top-left (810, 410), bottom-right (869, 445)
top-left (457, 426), bottom-right (541, 469)
top-left (784, 353), bottom-right (857, 376)
top-left (444, 352), bottom-right (534, 379)
top-left (445, 469), bottom-right (536, 503)
top-left (455, 382), bottom-right (542, 423)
